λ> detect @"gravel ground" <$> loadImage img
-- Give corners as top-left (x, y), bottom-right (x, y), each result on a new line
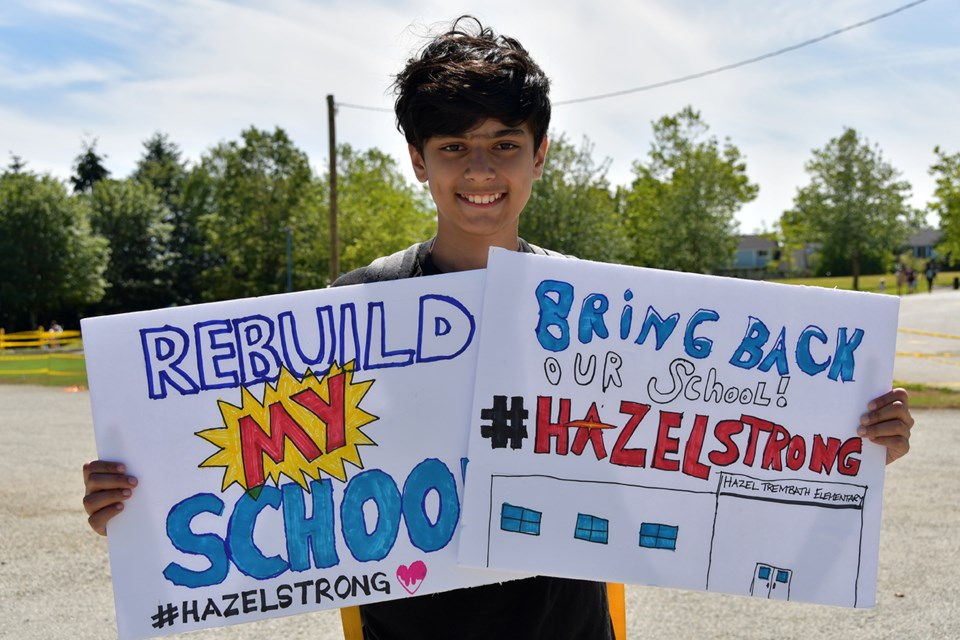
top-left (0, 384), bottom-right (956, 640)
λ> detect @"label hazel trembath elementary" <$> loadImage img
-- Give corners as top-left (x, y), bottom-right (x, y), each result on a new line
top-left (149, 280), bottom-right (867, 589)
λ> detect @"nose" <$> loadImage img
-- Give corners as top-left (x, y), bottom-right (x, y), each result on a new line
top-left (464, 147), bottom-right (495, 181)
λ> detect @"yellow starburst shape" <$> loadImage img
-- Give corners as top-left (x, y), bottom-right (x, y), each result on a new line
top-left (197, 362), bottom-right (378, 493)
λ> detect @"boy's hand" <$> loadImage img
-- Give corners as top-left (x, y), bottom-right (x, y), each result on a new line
top-left (858, 388), bottom-right (914, 465)
top-left (83, 460), bottom-right (137, 536)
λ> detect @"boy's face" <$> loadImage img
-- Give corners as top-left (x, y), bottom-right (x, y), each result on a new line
top-left (409, 118), bottom-right (547, 246)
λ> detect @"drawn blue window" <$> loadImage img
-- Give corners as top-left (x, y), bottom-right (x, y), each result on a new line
top-left (500, 503), bottom-right (542, 536)
top-left (776, 570), bottom-right (789, 583)
top-left (758, 566), bottom-right (771, 580)
top-left (639, 522), bottom-right (678, 550)
top-left (574, 513), bottom-right (609, 544)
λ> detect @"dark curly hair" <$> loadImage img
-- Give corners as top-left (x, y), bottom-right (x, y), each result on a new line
top-left (393, 16), bottom-right (551, 154)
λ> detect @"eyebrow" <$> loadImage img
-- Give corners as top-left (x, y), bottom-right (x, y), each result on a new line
top-left (439, 128), bottom-right (527, 140)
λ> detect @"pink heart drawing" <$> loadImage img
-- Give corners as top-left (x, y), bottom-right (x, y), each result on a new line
top-left (396, 560), bottom-right (428, 595)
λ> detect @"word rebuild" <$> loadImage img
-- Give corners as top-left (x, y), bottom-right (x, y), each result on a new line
top-left (139, 294), bottom-right (475, 399)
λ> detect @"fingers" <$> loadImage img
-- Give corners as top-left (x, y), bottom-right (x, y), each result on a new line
top-left (858, 388), bottom-right (914, 465)
top-left (866, 388), bottom-right (912, 418)
top-left (83, 460), bottom-right (128, 485)
top-left (86, 499), bottom-right (126, 536)
top-left (83, 460), bottom-right (137, 536)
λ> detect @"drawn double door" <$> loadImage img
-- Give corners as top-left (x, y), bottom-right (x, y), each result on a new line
top-left (750, 563), bottom-right (793, 600)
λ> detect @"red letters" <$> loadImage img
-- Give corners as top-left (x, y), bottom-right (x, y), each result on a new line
top-left (610, 401), bottom-right (651, 468)
top-left (291, 373), bottom-right (347, 451)
top-left (527, 397), bottom-right (861, 480)
top-left (535, 396), bottom-right (571, 455)
top-left (239, 402), bottom-right (323, 489)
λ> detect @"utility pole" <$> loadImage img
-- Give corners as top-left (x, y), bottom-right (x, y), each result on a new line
top-left (327, 94), bottom-right (339, 282)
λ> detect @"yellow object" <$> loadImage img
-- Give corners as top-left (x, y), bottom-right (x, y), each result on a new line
top-left (340, 604), bottom-right (362, 639)
top-left (608, 582), bottom-right (627, 640)
top-left (0, 329), bottom-right (81, 350)
top-left (338, 582), bottom-right (627, 639)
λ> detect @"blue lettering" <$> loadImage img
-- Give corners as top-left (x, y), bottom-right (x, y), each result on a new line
top-left (340, 470), bottom-right (402, 562)
top-left (578, 293), bottom-right (609, 344)
top-left (163, 493), bottom-right (228, 587)
top-left (416, 295), bottom-right (476, 363)
top-left (535, 279), bottom-right (574, 352)
top-left (364, 302), bottom-right (415, 370)
top-left (234, 315), bottom-right (281, 385)
top-left (279, 307), bottom-right (336, 378)
top-left (828, 327), bottom-right (863, 382)
top-left (339, 303), bottom-right (361, 368)
top-left (283, 480), bottom-right (339, 571)
top-left (195, 320), bottom-right (238, 390)
top-left (402, 458), bottom-right (460, 553)
top-left (140, 325), bottom-right (199, 399)
top-left (228, 486), bottom-right (288, 579)
top-left (619, 290), bottom-right (634, 340)
top-left (759, 327), bottom-right (790, 375)
top-left (163, 459), bottom-right (463, 586)
top-left (684, 309), bottom-right (719, 359)
top-left (635, 306), bottom-right (680, 350)
top-left (729, 316), bottom-right (770, 370)
top-left (796, 325), bottom-right (831, 376)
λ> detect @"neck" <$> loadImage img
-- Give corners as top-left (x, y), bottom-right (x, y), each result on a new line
top-left (430, 231), bottom-right (520, 272)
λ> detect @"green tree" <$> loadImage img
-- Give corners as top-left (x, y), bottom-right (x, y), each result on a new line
top-left (88, 179), bottom-right (173, 314)
top-left (520, 134), bottom-right (629, 263)
top-left (195, 127), bottom-right (317, 301)
top-left (71, 139), bottom-right (111, 193)
top-left (336, 144), bottom-right (435, 275)
top-left (784, 127), bottom-right (912, 289)
top-left (622, 107), bottom-right (757, 273)
top-left (132, 132), bottom-right (187, 210)
top-left (130, 132), bottom-right (207, 306)
top-left (928, 146), bottom-right (960, 263)
top-left (0, 169), bottom-right (108, 330)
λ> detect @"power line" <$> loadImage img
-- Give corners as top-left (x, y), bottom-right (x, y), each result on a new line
top-left (336, 0), bottom-right (929, 112)
top-left (337, 101), bottom-right (392, 113)
top-left (555, 0), bottom-right (930, 105)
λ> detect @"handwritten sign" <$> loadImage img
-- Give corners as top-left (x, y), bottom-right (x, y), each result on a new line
top-left (83, 273), bottom-right (521, 640)
top-left (457, 250), bottom-right (898, 608)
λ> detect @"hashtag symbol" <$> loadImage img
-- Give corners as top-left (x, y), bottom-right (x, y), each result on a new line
top-left (151, 602), bottom-right (179, 629)
top-left (480, 395), bottom-right (528, 449)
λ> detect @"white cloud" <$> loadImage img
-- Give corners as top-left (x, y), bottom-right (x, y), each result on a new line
top-left (1, 0), bottom-right (957, 233)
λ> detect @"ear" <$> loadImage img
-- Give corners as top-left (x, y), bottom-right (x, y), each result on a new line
top-left (533, 136), bottom-right (549, 180)
top-left (408, 144), bottom-right (429, 183)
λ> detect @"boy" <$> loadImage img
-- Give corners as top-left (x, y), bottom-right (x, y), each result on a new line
top-left (84, 15), bottom-right (915, 639)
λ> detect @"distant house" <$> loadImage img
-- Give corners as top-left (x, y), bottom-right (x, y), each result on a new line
top-left (905, 229), bottom-right (943, 260)
top-left (718, 235), bottom-right (779, 278)
top-left (733, 235), bottom-right (777, 270)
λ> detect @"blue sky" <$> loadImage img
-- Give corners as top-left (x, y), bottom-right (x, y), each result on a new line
top-left (1, 0), bottom-right (958, 232)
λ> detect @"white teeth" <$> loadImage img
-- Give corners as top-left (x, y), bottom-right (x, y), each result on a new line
top-left (463, 193), bottom-right (503, 204)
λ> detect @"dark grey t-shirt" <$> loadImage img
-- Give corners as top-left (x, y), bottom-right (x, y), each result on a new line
top-left (331, 239), bottom-right (614, 640)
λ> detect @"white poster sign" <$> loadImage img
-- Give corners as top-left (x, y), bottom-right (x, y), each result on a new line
top-left (458, 250), bottom-right (899, 608)
top-left (83, 273), bottom-right (519, 640)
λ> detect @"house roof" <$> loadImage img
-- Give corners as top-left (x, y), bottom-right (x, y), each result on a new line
top-left (737, 235), bottom-right (777, 251)
top-left (907, 229), bottom-right (943, 247)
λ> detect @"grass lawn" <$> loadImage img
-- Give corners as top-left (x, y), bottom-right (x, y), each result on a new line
top-left (775, 270), bottom-right (960, 295)
top-left (892, 382), bottom-right (960, 410)
top-left (0, 351), bottom-right (88, 387)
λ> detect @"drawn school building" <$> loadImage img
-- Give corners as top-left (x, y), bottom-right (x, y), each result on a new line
top-left (482, 473), bottom-right (868, 607)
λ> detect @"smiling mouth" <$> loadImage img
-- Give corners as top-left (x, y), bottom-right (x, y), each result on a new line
top-left (460, 192), bottom-right (504, 205)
